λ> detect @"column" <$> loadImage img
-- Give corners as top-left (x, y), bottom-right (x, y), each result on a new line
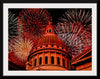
top-left (37, 54), bottom-right (39, 66)
top-left (54, 52), bottom-right (57, 65)
top-left (42, 52), bottom-right (45, 65)
top-left (60, 53), bottom-right (63, 66)
top-left (65, 58), bottom-right (67, 68)
top-left (48, 51), bottom-right (51, 64)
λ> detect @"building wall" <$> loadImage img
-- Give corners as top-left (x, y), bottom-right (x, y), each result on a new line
top-left (75, 62), bottom-right (92, 70)
top-left (26, 45), bottom-right (71, 70)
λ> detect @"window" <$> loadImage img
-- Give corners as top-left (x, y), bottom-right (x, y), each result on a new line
top-left (57, 57), bottom-right (60, 65)
top-left (34, 59), bottom-right (37, 66)
top-left (51, 45), bottom-right (53, 47)
top-left (51, 56), bottom-right (54, 64)
top-left (63, 59), bottom-right (65, 67)
top-left (40, 46), bottom-right (42, 48)
top-left (39, 57), bottom-right (42, 65)
top-left (45, 56), bottom-right (48, 64)
top-left (49, 29), bottom-right (51, 32)
top-left (46, 45), bottom-right (48, 47)
top-left (47, 29), bottom-right (51, 32)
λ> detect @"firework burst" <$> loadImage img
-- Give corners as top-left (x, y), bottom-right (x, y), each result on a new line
top-left (58, 9), bottom-right (92, 32)
top-left (9, 35), bottom-right (34, 61)
top-left (8, 11), bottom-right (20, 52)
top-left (9, 9), bottom-right (52, 67)
top-left (8, 11), bottom-right (19, 41)
top-left (17, 9), bottom-right (52, 39)
top-left (55, 9), bottom-right (92, 58)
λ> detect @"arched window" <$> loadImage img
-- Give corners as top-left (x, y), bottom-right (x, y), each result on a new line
top-left (51, 45), bottom-right (53, 47)
top-left (51, 56), bottom-right (54, 64)
top-left (49, 29), bottom-right (51, 32)
top-left (45, 56), bottom-right (48, 64)
top-left (63, 59), bottom-right (65, 67)
top-left (57, 57), bottom-right (60, 65)
top-left (34, 59), bottom-right (37, 66)
top-left (40, 46), bottom-right (42, 48)
top-left (39, 57), bottom-right (42, 65)
top-left (46, 45), bottom-right (48, 47)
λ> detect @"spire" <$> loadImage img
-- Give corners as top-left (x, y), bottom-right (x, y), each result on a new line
top-left (46, 22), bottom-right (54, 34)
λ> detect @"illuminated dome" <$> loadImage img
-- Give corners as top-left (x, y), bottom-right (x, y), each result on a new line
top-left (26, 22), bottom-right (71, 70)
top-left (33, 22), bottom-right (68, 50)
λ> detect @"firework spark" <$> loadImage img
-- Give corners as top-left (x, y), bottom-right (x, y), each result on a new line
top-left (9, 9), bottom-right (52, 67)
top-left (8, 11), bottom-right (20, 52)
top-left (55, 9), bottom-right (92, 58)
top-left (8, 11), bottom-right (19, 41)
top-left (10, 35), bottom-right (34, 61)
top-left (9, 34), bottom-right (34, 68)
top-left (17, 9), bottom-right (52, 39)
top-left (58, 9), bottom-right (92, 32)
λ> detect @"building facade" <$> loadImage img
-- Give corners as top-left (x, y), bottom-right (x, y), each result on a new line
top-left (26, 22), bottom-right (71, 70)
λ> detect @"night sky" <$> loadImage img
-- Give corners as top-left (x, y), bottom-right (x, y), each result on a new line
top-left (9, 8), bottom-right (68, 25)
top-left (9, 8), bottom-right (91, 25)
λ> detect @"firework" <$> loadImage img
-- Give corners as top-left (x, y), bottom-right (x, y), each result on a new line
top-left (55, 9), bottom-right (92, 58)
top-left (8, 11), bottom-right (19, 41)
top-left (9, 9), bottom-right (51, 67)
top-left (8, 11), bottom-right (20, 52)
top-left (9, 51), bottom-right (27, 68)
top-left (9, 35), bottom-right (34, 61)
top-left (17, 9), bottom-right (52, 39)
top-left (58, 9), bottom-right (92, 32)
top-left (9, 34), bottom-right (34, 67)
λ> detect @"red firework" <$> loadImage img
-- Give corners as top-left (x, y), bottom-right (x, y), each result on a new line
top-left (9, 35), bottom-right (34, 68)
top-left (17, 9), bottom-right (52, 39)
top-left (55, 9), bottom-right (92, 58)
top-left (9, 9), bottom-right (52, 68)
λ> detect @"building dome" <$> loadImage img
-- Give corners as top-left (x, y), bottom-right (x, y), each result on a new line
top-left (26, 22), bottom-right (71, 70)
top-left (33, 24), bottom-right (68, 50)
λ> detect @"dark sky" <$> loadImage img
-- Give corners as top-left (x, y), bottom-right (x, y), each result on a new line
top-left (9, 8), bottom-right (91, 25)
top-left (9, 8), bottom-right (67, 25)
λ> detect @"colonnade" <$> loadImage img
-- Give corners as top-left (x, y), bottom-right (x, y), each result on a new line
top-left (26, 51), bottom-right (71, 70)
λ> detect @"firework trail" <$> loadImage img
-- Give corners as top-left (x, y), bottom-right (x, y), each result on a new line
top-left (9, 9), bottom-right (52, 67)
top-left (9, 35), bottom-right (34, 67)
top-left (55, 9), bottom-right (92, 58)
top-left (9, 51), bottom-right (26, 68)
top-left (17, 9), bottom-right (52, 39)
top-left (10, 35), bottom-right (34, 61)
top-left (8, 11), bottom-right (20, 52)
top-left (58, 9), bottom-right (91, 32)
top-left (8, 11), bottom-right (19, 41)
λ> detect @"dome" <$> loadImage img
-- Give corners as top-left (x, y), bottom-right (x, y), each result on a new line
top-left (26, 22), bottom-right (71, 70)
top-left (32, 22), bottom-right (68, 50)
top-left (34, 34), bottom-right (67, 48)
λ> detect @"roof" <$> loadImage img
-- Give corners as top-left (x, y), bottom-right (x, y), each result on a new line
top-left (71, 47), bottom-right (92, 65)
top-left (32, 22), bottom-right (68, 49)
